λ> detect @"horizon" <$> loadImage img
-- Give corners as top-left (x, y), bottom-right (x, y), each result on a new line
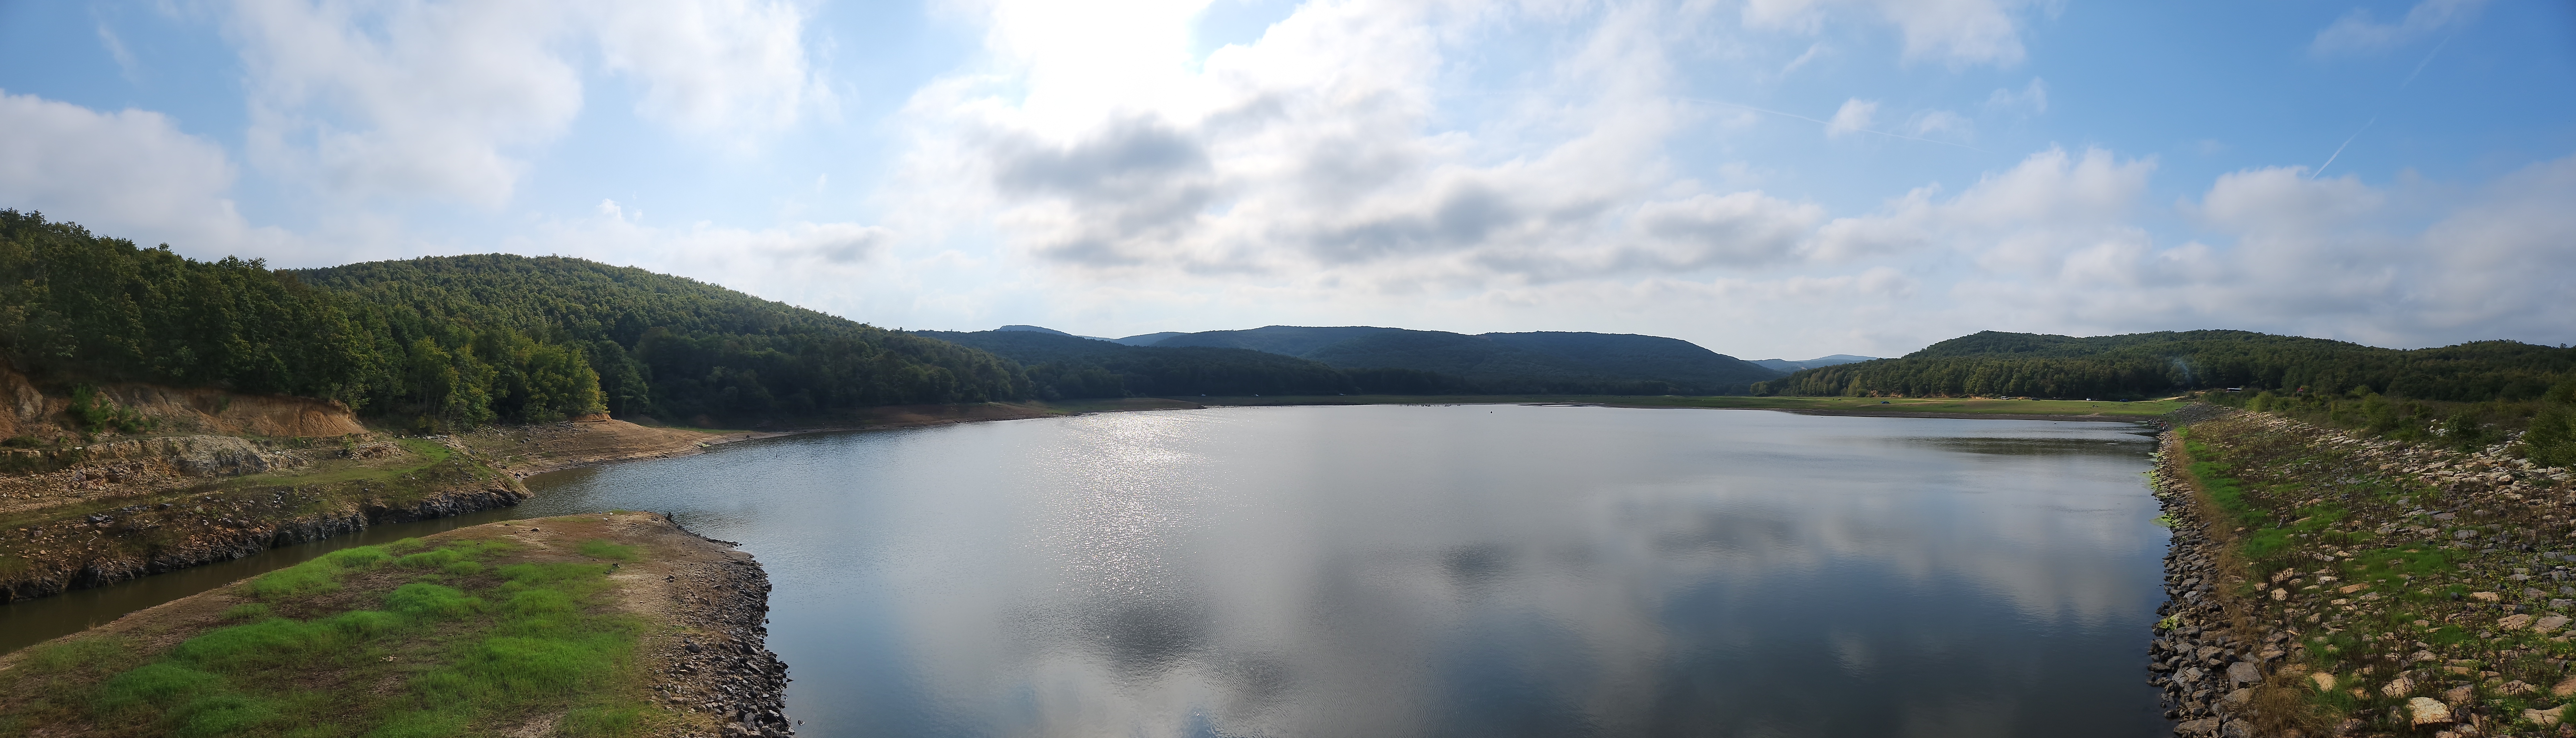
top-left (3, 0), bottom-right (2571, 358)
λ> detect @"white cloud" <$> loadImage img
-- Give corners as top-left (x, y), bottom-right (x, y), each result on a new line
top-left (1825, 98), bottom-right (1877, 137)
top-left (0, 91), bottom-right (292, 256)
top-left (224, 0), bottom-right (823, 207)
top-left (2313, 0), bottom-right (2484, 55)
top-left (1742, 0), bottom-right (2038, 67)
top-left (897, 0), bottom-right (1690, 286)
top-left (1984, 77), bottom-right (2046, 114)
top-left (1908, 109), bottom-right (1971, 139)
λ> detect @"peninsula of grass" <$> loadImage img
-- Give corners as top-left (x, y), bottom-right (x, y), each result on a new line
top-left (0, 518), bottom-right (672, 737)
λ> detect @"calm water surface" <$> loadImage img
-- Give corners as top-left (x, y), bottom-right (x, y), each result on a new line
top-left (515, 404), bottom-right (2172, 737)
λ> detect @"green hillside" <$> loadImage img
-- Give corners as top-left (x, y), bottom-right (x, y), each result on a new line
top-left (913, 330), bottom-right (1368, 398)
top-left (292, 255), bottom-right (1028, 424)
top-left (1767, 329), bottom-right (2573, 402)
top-left (1147, 326), bottom-right (1777, 393)
top-left (0, 211), bottom-right (1032, 430)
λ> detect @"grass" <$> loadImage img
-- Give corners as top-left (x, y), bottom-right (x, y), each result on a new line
top-left (1173, 393), bottom-right (2191, 417)
top-left (0, 531), bottom-right (661, 737)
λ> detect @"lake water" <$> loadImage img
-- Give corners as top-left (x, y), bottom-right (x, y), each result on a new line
top-left (1, 404), bottom-right (2173, 736)
top-left (525, 404), bottom-right (2173, 737)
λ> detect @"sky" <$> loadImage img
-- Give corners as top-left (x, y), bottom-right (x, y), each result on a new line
top-left (1, 0), bottom-right (2570, 360)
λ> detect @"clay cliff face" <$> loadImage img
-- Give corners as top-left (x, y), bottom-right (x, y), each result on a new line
top-left (0, 367), bottom-right (365, 440)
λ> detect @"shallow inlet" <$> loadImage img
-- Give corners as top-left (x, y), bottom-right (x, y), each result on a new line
top-left (1, 404), bottom-right (2175, 736)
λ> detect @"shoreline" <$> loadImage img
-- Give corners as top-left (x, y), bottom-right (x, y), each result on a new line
top-left (0, 512), bottom-right (794, 737)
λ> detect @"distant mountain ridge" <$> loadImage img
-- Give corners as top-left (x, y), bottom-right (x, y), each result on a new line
top-left (1749, 355), bottom-right (1876, 373)
top-left (1134, 325), bottom-right (1779, 392)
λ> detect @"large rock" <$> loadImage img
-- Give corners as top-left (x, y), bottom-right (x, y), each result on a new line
top-left (2409, 697), bottom-right (2453, 726)
top-left (2383, 676), bottom-right (2415, 698)
top-left (2530, 704), bottom-right (2569, 726)
top-left (2227, 661), bottom-right (2261, 686)
top-left (2174, 717), bottom-right (2218, 735)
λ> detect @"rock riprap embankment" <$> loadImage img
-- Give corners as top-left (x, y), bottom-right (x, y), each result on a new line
top-left (2150, 409), bottom-right (2576, 737)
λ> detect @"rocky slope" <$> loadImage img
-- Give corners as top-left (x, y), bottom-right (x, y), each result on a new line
top-left (2152, 408), bottom-right (2576, 737)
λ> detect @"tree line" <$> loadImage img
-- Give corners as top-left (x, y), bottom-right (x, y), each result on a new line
top-left (0, 211), bottom-right (1022, 430)
top-left (1758, 330), bottom-right (2573, 402)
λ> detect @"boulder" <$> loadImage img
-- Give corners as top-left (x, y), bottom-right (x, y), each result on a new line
top-left (2501, 613), bottom-right (2536, 631)
top-left (2530, 704), bottom-right (2569, 727)
top-left (2227, 661), bottom-right (2262, 686)
top-left (2409, 696), bottom-right (2454, 725)
top-left (2384, 676), bottom-right (2416, 698)
top-left (2309, 672), bottom-right (2337, 692)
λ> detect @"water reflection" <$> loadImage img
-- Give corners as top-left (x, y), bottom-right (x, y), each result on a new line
top-left (493, 405), bottom-right (2171, 737)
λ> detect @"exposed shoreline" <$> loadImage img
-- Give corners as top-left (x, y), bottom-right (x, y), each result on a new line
top-left (0, 512), bottom-right (795, 737)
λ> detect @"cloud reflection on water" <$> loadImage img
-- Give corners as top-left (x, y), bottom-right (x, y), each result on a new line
top-left (526, 405), bottom-right (2169, 737)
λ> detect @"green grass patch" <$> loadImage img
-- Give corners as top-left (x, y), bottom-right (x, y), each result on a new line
top-left (2, 537), bottom-right (662, 737)
top-left (574, 540), bottom-right (639, 562)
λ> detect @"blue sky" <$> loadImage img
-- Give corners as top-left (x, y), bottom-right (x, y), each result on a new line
top-left (1, 0), bottom-right (2570, 359)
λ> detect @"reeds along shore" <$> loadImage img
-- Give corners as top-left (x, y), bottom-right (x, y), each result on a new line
top-left (2152, 408), bottom-right (2576, 737)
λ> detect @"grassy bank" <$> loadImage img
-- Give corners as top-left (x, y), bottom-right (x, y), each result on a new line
top-left (0, 513), bottom-right (763, 737)
top-left (2168, 409), bottom-right (2576, 734)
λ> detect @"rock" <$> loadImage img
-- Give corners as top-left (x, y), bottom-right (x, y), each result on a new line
top-left (2385, 676), bottom-right (2416, 697)
top-left (2502, 613), bottom-right (2536, 630)
top-left (2539, 615), bottom-right (2571, 633)
top-left (2530, 704), bottom-right (2570, 726)
top-left (2409, 696), bottom-right (2454, 725)
top-left (2178, 667), bottom-right (2205, 684)
top-left (2557, 674), bottom-right (2576, 697)
top-left (2474, 591), bottom-right (2503, 602)
top-left (2220, 719), bottom-right (2252, 738)
top-left (2310, 672), bottom-right (2337, 691)
top-left (2444, 684), bottom-right (2474, 705)
top-left (2227, 661), bottom-right (2262, 686)
top-left (2176, 717), bottom-right (2219, 735)
top-left (2220, 687), bottom-right (2252, 709)
top-left (2412, 649), bottom-right (2441, 663)
top-left (2502, 680), bottom-right (2535, 695)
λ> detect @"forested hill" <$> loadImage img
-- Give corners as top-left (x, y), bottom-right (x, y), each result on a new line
top-left (0, 211), bottom-right (1027, 430)
top-left (912, 330), bottom-right (1462, 398)
top-left (291, 254), bottom-right (1027, 422)
top-left (1765, 329), bottom-right (2575, 401)
top-left (1148, 326), bottom-right (1779, 393)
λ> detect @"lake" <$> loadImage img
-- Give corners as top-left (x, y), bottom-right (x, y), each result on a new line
top-left (0, 404), bottom-right (2173, 736)
top-left (522, 404), bottom-right (2172, 737)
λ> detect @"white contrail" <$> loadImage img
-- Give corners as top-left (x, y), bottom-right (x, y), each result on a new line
top-left (1680, 97), bottom-right (1991, 153)
top-left (2313, 117), bottom-right (2375, 179)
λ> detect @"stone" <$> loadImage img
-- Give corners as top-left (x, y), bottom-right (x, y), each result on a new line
top-left (2444, 684), bottom-right (2475, 705)
top-left (2176, 717), bottom-right (2219, 735)
top-left (2178, 667), bottom-right (2205, 684)
top-left (2385, 676), bottom-right (2416, 697)
top-left (2503, 680), bottom-right (2537, 695)
top-left (2412, 650), bottom-right (2442, 663)
top-left (2556, 674), bottom-right (2576, 697)
top-left (2474, 591), bottom-right (2503, 602)
top-left (2409, 696), bottom-right (2454, 725)
top-left (2503, 613), bottom-right (2537, 630)
top-left (2310, 672), bottom-right (2337, 691)
top-left (2540, 615), bottom-right (2571, 633)
top-left (2228, 661), bottom-right (2262, 686)
top-left (2221, 687), bottom-right (2253, 708)
top-left (2530, 704), bottom-right (2570, 726)
top-left (2219, 719), bottom-right (2252, 738)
